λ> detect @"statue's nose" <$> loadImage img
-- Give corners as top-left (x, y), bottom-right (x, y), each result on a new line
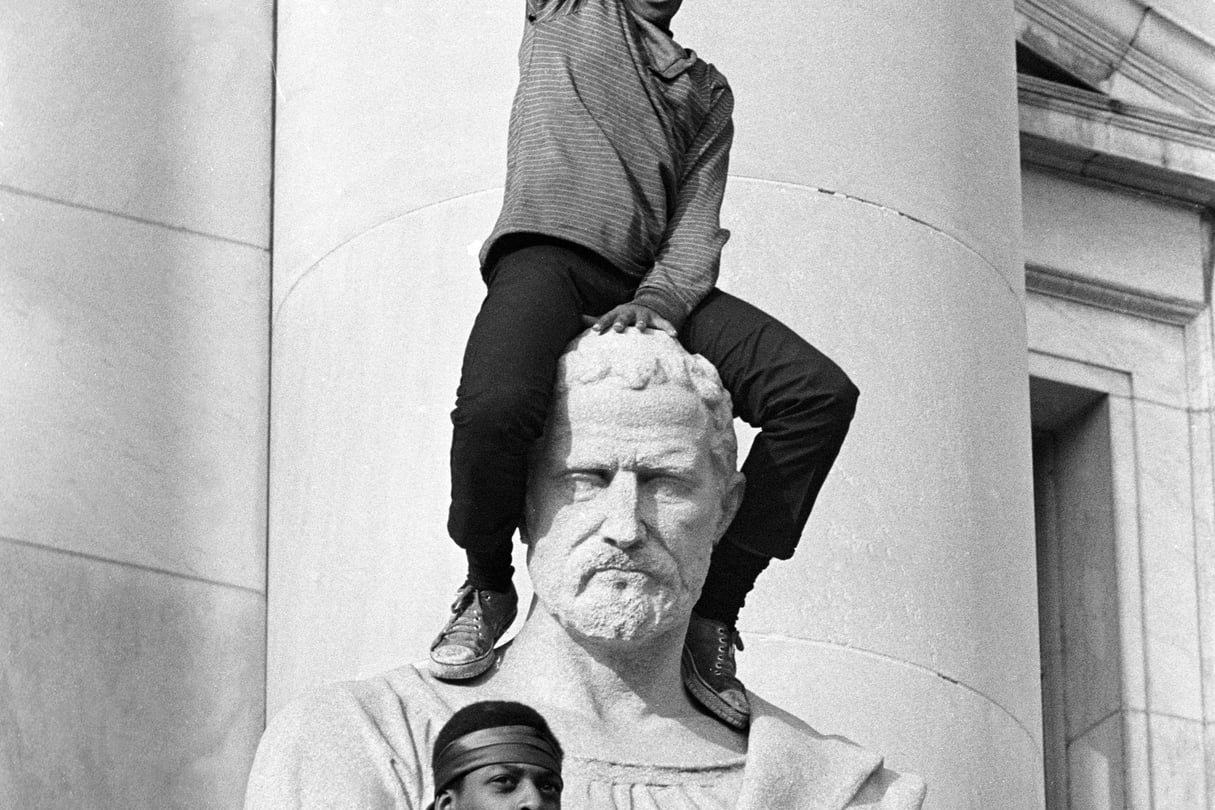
top-left (598, 471), bottom-right (645, 548)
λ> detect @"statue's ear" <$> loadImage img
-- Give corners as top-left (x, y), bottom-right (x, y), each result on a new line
top-left (715, 472), bottom-right (745, 542)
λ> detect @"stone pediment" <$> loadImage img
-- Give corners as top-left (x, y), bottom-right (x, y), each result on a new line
top-left (1016, 0), bottom-right (1215, 120)
top-left (1015, 0), bottom-right (1215, 205)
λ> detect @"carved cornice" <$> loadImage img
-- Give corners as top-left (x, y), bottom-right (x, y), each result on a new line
top-left (1019, 74), bottom-right (1215, 151)
top-left (1026, 263), bottom-right (1206, 325)
top-left (1016, 0), bottom-right (1215, 120)
top-left (1018, 74), bottom-right (1215, 206)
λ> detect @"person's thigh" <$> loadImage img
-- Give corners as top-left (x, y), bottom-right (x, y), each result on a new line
top-left (680, 289), bottom-right (853, 426)
top-left (459, 248), bottom-right (585, 394)
top-left (458, 241), bottom-right (635, 393)
top-left (680, 290), bottom-right (858, 558)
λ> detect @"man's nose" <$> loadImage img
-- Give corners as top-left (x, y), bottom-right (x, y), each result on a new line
top-left (598, 471), bottom-right (645, 548)
top-left (514, 780), bottom-right (546, 810)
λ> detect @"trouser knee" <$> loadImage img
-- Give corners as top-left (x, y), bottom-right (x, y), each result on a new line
top-left (821, 369), bottom-right (860, 426)
top-left (778, 351), bottom-right (860, 433)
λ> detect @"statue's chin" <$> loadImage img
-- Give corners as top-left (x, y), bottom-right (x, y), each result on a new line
top-left (553, 576), bottom-right (688, 642)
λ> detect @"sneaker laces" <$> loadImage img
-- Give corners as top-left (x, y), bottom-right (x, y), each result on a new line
top-left (711, 624), bottom-right (744, 676)
top-left (438, 585), bottom-right (486, 646)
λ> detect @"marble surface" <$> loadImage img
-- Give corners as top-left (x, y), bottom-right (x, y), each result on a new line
top-left (0, 190), bottom-right (268, 592)
top-left (1149, 0), bottom-right (1215, 39)
top-left (722, 181), bottom-right (1039, 730)
top-left (680, 0), bottom-right (1024, 284)
top-left (268, 194), bottom-right (494, 710)
top-left (1028, 295), bottom-right (1191, 409)
top-left (1021, 168), bottom-right (1206, 306)
top-left (0, 539), bottom-right (264, 810)
top-left (739, 635), bottom-right (1043, 810)
top-left (1025, 164), bottom-right (1214, 806)
top-left (1146, 713), bottom-right (1208, 809)
top-left (1134, 400), bottom-right (1205, 721)
top-left (272, 1), bottom-right (517, 302)
top-left (1103, 393), bottom-right (1149, 714)
top-left (1066, 713), bottom-right (1124, 810)
top-left (0, 0), bottom-right (273, 246)
top-left (2, 3), bottom-right (272, 807)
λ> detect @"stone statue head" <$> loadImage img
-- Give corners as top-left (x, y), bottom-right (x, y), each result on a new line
top-left (522, 330), bottom-right (745, 643)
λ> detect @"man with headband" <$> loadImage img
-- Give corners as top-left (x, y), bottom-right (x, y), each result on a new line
top-left (429, 702), bottom-right (563, 810)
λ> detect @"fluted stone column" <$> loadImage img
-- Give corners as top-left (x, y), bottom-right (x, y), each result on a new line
top-left (270, 2), bottom-right (1039, 806)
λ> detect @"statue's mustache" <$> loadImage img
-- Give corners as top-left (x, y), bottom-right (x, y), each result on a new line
top-left (574, 545), bottom-right (686, 591)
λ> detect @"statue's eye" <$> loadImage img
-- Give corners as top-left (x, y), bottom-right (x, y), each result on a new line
top-left (567, 470), bottom-right (608, 498)
top-left (641, 472), bottom-right (691, 497)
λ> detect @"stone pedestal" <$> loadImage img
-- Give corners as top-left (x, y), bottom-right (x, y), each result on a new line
top-left (269, 2), bottom-right (1039, 806)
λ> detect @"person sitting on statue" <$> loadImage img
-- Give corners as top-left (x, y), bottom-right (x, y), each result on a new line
top-left (434, 0), bottom-right (860, 731)
top-left (429, 701), bottom-right (564, 810)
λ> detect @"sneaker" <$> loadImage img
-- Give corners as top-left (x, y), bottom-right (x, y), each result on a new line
top-left (681, 613), bottom-right (751, 730)
top-left (429, 583), bottom-right (518, 680)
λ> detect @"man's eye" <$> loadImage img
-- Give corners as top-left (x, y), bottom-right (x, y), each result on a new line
top-left (491, 775), bottom-right (518, 788)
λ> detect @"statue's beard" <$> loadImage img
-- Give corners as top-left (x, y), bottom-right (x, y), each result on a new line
top-left (560, 572), bottom-right (688, 640)
top-left (535, 561), bottom-right (701, 642)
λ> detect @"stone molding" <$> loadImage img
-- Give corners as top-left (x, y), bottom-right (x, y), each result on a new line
top-left (1016, 0), bottom-right (1215, 119)
top-left (1025, 262), bottom-right (1207, 325)
top-left (1019, 74), bottom-right (1215, 205)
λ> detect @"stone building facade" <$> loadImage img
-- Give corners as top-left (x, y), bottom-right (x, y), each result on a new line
top-left (1018, 1), bottom-right (1215, 806)
top-left (1, 0), bottom-right (1212, 807)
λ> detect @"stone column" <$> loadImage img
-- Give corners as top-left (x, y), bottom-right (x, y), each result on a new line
top-left (270, 2), bottom-right (1038, 806)
top-left (1, 1), bottom-right (272, 806)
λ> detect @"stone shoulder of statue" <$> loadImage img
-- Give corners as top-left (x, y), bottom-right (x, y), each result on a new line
top-left (244, 330), bottom-right (926, 810)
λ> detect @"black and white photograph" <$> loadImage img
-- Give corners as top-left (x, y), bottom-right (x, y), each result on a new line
top-left (3, 0), bottom-right (1214, 807)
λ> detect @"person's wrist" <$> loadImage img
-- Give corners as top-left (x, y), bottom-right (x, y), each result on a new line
top-left (631, 293), bottom-right (685, 331)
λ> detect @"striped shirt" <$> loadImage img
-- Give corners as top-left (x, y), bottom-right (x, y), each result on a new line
top-left (480, 0), bottom-right (734, 327)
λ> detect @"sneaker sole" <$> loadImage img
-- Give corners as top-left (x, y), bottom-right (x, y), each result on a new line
top-left (429, 649), bottom-right (499, 681)
top-left (681, 646), bottom-right (750, 731)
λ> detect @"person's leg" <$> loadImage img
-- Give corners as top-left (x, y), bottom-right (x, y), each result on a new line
top-left (682, 289), bottom-right (859, 618)
top-left (449, 251), bottom-right (584, 586)
top-left (678, 289), bottom-right (859, 724)
top-left (435, 238), bottom-right (632, 679)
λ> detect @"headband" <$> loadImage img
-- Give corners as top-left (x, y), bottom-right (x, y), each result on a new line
top-left (433, 725), bottom-right (563, 796)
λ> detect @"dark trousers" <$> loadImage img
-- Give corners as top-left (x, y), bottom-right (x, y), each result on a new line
top-left (449, 238), bottom-right (858, 566)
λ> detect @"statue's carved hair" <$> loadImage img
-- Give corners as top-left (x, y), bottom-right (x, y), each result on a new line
top-left (554, 330), bottom-right (739, 480)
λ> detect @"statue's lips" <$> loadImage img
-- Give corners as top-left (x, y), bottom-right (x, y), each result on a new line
top-left (576, 554), bottom-right (668, 589)
top-left (592, 566), bottom-right (649, 576)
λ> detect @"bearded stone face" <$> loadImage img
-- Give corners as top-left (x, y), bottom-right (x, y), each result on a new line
top-left (524, 380), bottom-right (739, 642)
